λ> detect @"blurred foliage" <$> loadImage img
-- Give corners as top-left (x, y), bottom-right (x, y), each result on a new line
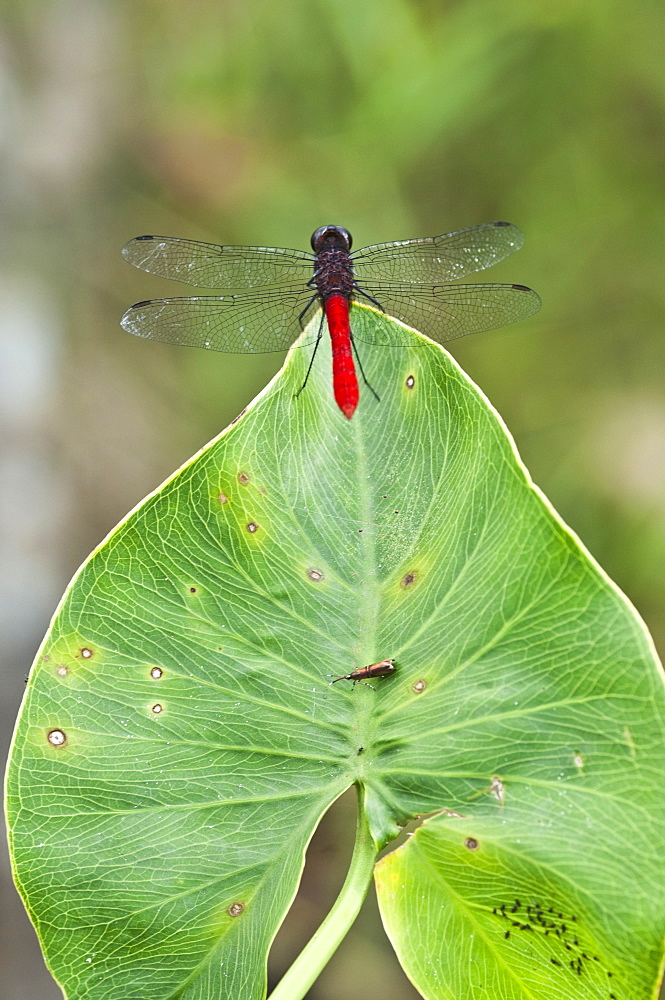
top-left (1, 1), bottom-right (664, 998)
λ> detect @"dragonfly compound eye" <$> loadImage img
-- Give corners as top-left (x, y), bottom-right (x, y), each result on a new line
top-left (310, 225), bottom-right (352, 252)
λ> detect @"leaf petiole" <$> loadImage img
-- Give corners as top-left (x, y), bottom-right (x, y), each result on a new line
top-left (269, 786), bottom-right (378, 1000)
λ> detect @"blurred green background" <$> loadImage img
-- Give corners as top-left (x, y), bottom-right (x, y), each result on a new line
top-left (1, 1), bottom-right (664, 998)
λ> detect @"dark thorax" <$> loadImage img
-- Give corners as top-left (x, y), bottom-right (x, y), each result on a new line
top-left (310, 225), bottom-right (355, 303)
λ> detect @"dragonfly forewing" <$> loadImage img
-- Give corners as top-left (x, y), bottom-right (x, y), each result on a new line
top-left (122, 235), bottom-right (314, 289)
top-left (350, 222), bottom-right (525, 283)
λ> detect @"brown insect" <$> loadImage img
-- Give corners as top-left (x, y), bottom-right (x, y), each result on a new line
top-left (330, 658), bottom-right (396, 689)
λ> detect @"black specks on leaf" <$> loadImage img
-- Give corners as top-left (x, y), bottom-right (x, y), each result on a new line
top-left (493, 898), bottom-right (618, 986)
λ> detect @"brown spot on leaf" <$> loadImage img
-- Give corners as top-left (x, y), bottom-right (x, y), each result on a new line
top-left (150, 667), bottom-right (163, 680)
top-left (464, 837), bottom-right (479, 850)
top-left (151, 704), bottom-right (163, 714)
top-left (307, 568), bottom-right (324, 582)
top-left (80, 647), bottom-right (93, 659)
top-left (401, 571), bottom-right (417, 588)
top-left (238, 472), bottom-right (250, 484)
top-left (487, 776), bottom-right (505, 805)
top-left (246, 522), bottom-right (258, 533)
top-left (405, 374), bottom-right (415, 389)
top-left (218, 492), bottom-right (228, 505)
top-left (412, 679), bottom-right (427, 693)
top-left (56, 666), bottom-right (68, 677)
top-left (228, 902), bottom-right (245, 917)
top-left (47, 729), bottom-right (67, 747)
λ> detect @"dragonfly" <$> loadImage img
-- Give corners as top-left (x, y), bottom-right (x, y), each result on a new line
top-left (121, 222), bottom-right (541, 419)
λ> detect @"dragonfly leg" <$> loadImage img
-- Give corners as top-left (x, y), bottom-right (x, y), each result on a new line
top-left (297, 291), bottom-right (319, 328)
top-left (353, 284), bottom-right (385, 312)
top-left (351, 334), bottom-right (381, 403)
top-left (294, 311), bottom-right (325, 399)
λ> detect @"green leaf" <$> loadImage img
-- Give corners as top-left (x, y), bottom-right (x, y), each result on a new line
top-left (6, 306), bottom-right (664, 1000)
top-left (376, 812), bottom-right (663, 1000)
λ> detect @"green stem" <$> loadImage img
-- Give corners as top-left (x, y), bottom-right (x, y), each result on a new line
top-left (268, 787), bottom-right (377, 1000)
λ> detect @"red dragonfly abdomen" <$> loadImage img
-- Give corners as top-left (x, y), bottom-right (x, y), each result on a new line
top-left (325, 294), bottom-right (359, 419)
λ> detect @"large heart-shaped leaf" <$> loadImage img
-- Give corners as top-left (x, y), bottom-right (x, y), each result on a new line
top-left (6, 307), bottom-right (664, 1000)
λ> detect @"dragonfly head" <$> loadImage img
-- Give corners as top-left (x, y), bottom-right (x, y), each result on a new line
top-left (311, 225), bottom-right (352, 253)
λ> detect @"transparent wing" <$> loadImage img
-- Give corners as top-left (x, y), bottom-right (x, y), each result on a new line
top-left (349, 282), bottom-right (541, 347)
top-left (122, 235), bottom-right (314, 289)
top-left (120, 286), bottom-right (321, 354)
top-left (351, 222), bottom-right (525, 283)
